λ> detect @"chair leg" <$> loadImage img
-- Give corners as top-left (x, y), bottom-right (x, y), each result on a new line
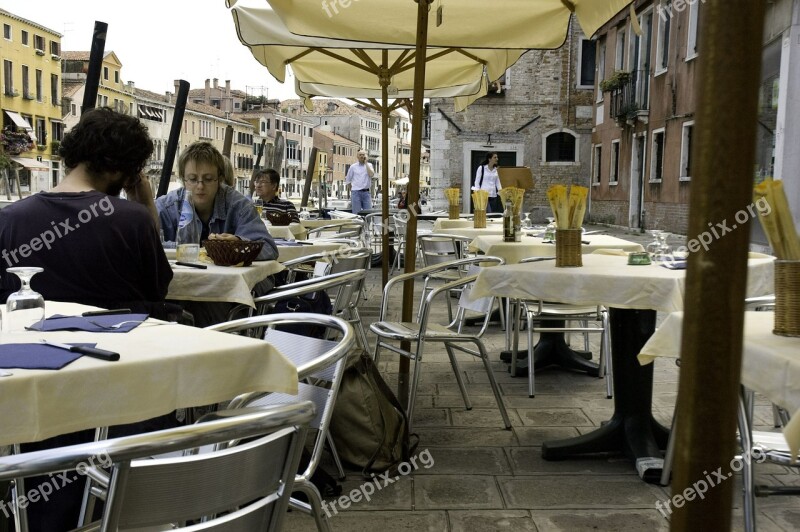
top-left (660, 412), bottom-right (676, 486)
top-left (737, 387), bottom-right (757, 532)
top-left (526, 311), bottom-right (535, 398)
top-left (406, 345), bottom-right (425, 433)
top-left (476, 340), bottom-right (512, 429)
top-left (601, 310), bottom-right (613, 399)
top-left (326, 432), bottom-right (346, 480)
top-left (290, 479), bottom-right (333, 532)
top-left (445, 343), bottom-right (472, 410)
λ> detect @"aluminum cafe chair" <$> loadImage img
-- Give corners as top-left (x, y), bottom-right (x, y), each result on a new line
top-left (3, 403), bottom-right (315, 532)
top-left (370, 256), bottom-right (512, 433)
top-left (416, 233), bottom-right (475, 321)
top-left (517, 255), bottom-right (613, 399)
top-left (207, 313), bottom-right (354, 532)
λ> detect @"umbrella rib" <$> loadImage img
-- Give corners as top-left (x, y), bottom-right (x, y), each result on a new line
top-left (310, 47), bottom-right (376, 74)
top-left (351, 49), bottom-right (382, 73)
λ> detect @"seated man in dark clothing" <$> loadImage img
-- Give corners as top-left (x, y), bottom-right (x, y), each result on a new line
top-left (0, 107), bottom-right (177, 531)
top-left (253, 168), bottom-right (300, 225)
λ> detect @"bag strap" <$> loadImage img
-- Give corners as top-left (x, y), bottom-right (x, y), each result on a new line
top-left (475, 165), bottom-right (484, 189)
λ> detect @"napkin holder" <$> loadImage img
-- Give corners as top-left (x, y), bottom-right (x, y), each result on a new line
top-left (774, 260), bottom-right (800, 337)
top-left (473, 209), bottom-right (487, 228)
top-left (555, 229), bottom-right (582, 267)
top-left (448, 204), bottom-right (460, 220)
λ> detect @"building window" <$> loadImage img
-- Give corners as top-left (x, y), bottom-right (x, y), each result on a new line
top-left (577, 39), bottom-right (597, 88)
top-left (103, 66), bottom-right (109, 80)
top-left (36, 118), bottom-right (46, 145)
top-left (615, 27), bottom-right (626, 70)
top-left (51, 74), bottom-right (59, 105)
top-left (21, 65), bottom-right (30, 99)
top-left (543, 130), bottom-right (578, 163)
top-left (50, 41), bottom-right (60, 56)
top-left (596, 40), bottom-right (606, 102)
top-left (610, 140), bottom-right (620, 184)
top-left (680, 121), bottom-right (694, 181)
top-left (592, 145), bottom-right (602, 185)
top-left (687, 0), bottom-right (700, 60)
top-left (114, 70), bottom-right (119, 83)
top-left (650, 128), bottom-right (665, 182)
top-left (3, 24), bottom-right (11, 40)
top-left (71, 103), bottom-right (77, 115)
top-left (35, 69), bottom-right (42, 101)
top-left (21, 30), bottom-right (28, 46)
top-left (655, 2), bottom-right (671, 74)
top-left (33, 34), bottom-right (44, 51)
top-left (3, 60), bottom-right (13, 95)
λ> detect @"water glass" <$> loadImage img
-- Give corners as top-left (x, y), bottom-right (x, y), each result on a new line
top-left (5, 267), bottom-right (45, 332)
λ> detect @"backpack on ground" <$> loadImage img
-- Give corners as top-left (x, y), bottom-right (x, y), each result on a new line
top-left (329, 351), bottom-right (419, 477)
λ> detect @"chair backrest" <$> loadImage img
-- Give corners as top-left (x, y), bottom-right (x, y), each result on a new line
top-left (208, 313), bottom-right (353, 483)
top-left (251, 269), bottom-right (367, 318)
top-left (0, 403), bottom-right (315, 532)
top-left (418, 233), bottom-right (469, 267)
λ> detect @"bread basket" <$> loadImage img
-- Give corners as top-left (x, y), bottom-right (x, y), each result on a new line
top-left (202, 239), bottom-right (264, 266)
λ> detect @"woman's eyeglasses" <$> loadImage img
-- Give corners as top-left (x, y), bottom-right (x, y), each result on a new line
top-left (185, 176), bottom-right (219, 185)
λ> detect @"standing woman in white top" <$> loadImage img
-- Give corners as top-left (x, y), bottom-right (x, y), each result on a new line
top-left (473, 151), bottom-right (503, 212)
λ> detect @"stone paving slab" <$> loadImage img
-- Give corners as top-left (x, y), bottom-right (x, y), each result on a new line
top-left (497, 475), bottom-right (666, 509)
top-left (448, 510), bottom-right (537, 532)
top-left (530, 509), bottom-right (669, 531)
top-left (413, 447), bottom-right (513, 476)
top-left (415, 475), bottom-right (505, 509)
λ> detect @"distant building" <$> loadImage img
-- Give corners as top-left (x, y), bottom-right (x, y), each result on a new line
top-left (314, 127), bottom-right (360, 200)
top-left (428, 20), bottom-right (596, 218)
top-left (0, 8), bottom-right (63, 192)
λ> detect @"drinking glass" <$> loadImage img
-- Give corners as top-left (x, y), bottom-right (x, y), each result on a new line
top-left (543, 217), bottom-right (557, 242)
top-left (653, 232), bottom-right (674, 262)
top-left (521, 212), bottom-right (532, 229)
top-left (5, 267), bottom-right (45, 332)
top-left (646, 230), bottom-right (663, 259)
top-left (254, 198), bottom-right (264, 219)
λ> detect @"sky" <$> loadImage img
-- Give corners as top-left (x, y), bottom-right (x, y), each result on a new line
top-left (7, 0), bottom-right (299, 101)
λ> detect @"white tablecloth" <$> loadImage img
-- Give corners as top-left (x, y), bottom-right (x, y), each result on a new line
top-left (639, 311), bottom-right (800, 457)
top-left (168, 260), bottom-right (284, 307)
top-left (432, 218), bottom-right (505, 239)
top-left (468, 234), bottom-right (645, 264)
top-left (471, 254), bottom-right (775, 312)
top-left (277, 240), bottom-right (350, 263)
top-left (0, 302), bottom-right (297, 445)
top-left (266, 223), bottom-right (307, 240)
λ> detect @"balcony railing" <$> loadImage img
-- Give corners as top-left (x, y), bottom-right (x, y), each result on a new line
top-left (608, 69), bottom-right (650, 125)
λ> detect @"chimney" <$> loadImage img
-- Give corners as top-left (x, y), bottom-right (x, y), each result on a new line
top-left (205, 79), bottom-right (211, 104)
top-left (165, 91), bottom-right (172, 104)
top-left (174, 80), bottom-right (181, 96)
top-left (225, 80), bottom-right (231, 94)
top-left (213, 78), bottom-right (219, 89)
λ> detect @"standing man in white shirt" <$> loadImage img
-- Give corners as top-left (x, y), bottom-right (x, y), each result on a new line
top-left (345, 149), bottom-right (375, 214)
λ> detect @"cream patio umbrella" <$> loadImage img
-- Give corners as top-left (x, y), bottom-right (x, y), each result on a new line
top-left (270, 0), bottom-right (771, 527)
top-left (227, 0), bottom-right (524, 286)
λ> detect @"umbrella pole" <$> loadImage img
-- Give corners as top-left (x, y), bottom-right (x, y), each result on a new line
top-left (381, 52), bottom-right (390, 289)
top-left (157, 80), bottom-right (189, 198)
top-left (398, 0), bottom-right (433, 406)
top-left (671, 0), bottom-right (765, 529)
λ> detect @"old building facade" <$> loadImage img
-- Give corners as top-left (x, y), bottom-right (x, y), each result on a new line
top-left (427, 20), bottom-right (597, 219)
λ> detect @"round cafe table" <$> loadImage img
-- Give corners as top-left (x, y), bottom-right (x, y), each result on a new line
top-left (471, 254), bottom-right (775, 482)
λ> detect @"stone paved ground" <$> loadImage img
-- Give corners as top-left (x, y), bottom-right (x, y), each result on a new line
top-left (282, 224), bottom-right (800, 532)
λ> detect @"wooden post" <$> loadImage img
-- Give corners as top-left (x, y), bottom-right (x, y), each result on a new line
top-left (671, 0), bottom-right (766, 529)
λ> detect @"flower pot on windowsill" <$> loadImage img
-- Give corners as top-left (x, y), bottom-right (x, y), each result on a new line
top-left (36, 144), bottom-right (46, 151)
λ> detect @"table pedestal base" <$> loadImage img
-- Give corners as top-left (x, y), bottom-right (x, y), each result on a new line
top-left (541, 308), bottom-right (669, 483)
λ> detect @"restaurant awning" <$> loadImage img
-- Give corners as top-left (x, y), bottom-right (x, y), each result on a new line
top-left (4, 110), bottom-right (33, 130)
top-left (10, 157), bottom-right (49, 171)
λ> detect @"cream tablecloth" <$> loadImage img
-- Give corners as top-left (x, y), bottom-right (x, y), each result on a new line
top-left (638, 311), bottom-right (800, 457)
top-left (266, 223), bottom-right (307, 240)
top-left (168, 260), bottom-right (284, 307)
top-left (277, 240), bottom-right (350, 263)
top-left (0, 302), bottom-right (297, 445)
top-left (432, 218), bottom-right (505, 239)
top-left (468, 235), bottom-right (645, 265)
top-left (471, 254), bottom-right (775, 312)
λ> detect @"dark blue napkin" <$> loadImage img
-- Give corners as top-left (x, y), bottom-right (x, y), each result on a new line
top-left (0, 343), bottom-right (99, 370)
top-left (27, 314), bottom-right (148, 333)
